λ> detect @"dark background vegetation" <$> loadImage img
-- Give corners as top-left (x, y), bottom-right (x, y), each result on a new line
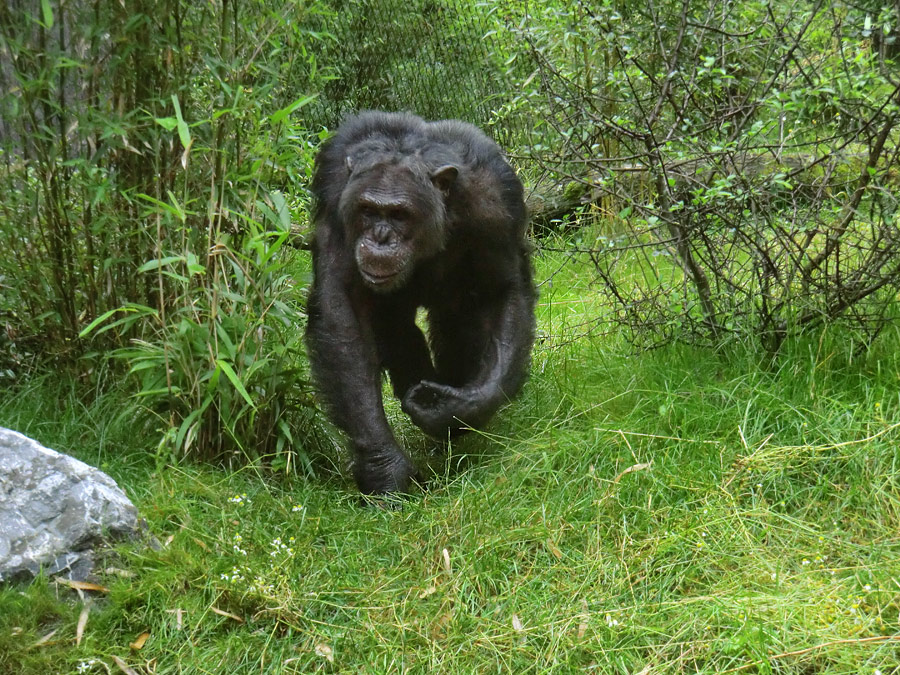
top-left (2, 0), bottom-right (899, 471)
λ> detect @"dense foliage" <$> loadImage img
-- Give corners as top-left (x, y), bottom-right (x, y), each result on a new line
top-left (3, 0), bottom-right (900, 452)
top-left (515, 0), bottom-right (900, 349)
top-left (0, 0), bottom-right (328, 462)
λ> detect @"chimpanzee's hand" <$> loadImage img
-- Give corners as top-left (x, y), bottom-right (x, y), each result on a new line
top-left (352, 443), bottom-right (420, 495)
top-left (402, 381), bottom-right (483, 438)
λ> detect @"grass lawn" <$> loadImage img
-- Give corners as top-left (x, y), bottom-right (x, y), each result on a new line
top-left (1, 240), bottom-right (899, 674)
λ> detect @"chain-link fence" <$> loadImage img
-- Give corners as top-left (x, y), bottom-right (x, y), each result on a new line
top-left (305, 0), bottom-right (527, 145)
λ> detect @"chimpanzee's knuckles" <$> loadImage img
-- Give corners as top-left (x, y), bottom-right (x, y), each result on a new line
top-left (353, 451), bottom-right (419, 495)
top-left (408, 406), bottom-right (455, 438)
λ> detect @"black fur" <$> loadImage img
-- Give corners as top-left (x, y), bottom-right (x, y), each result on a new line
top-left (306, 111), bottom-right (535, 494)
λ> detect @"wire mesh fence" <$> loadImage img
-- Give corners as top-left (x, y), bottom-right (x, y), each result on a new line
top-left (304, 0), bottom-right (527, 144)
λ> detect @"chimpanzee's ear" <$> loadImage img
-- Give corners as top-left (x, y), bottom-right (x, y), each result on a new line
top-left (430, 165), bottom-right (459, 197)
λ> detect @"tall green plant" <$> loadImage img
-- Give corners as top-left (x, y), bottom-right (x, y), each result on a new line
top-left (77, 81), bottom-right (323, 465)
top-left (1, 0), bottom-right (330, 464)
top-left (82, 209), bottom-right (316, 468)
top-left (0, 1), bottom-right (326, 366)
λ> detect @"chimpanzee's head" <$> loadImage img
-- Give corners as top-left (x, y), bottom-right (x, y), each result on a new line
top-left (338, 152), bottom-right (457, 292)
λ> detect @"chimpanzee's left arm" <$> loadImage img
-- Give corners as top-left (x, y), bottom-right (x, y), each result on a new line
top-left (401, 248), bottom-right (535, 437)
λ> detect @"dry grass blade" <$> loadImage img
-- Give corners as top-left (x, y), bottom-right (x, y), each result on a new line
top-left (30, 629), bottom-right (57, 648)
top-left (612, 461), bottom-right (652, 484)
top-left (55, 578), bottom-right (109, 593)
top-left (165, 608), bottom-right (184, 630)
top-left (210, 606), bottom-right (244, 623)
top-left (76, 603), bottom-right (91, 646)
top-left (442, 548), bottom-right (452, 574)
top-left (577, 599), bottom-right (588, 639)
top-left (112, 655), bottom-right (139, 675)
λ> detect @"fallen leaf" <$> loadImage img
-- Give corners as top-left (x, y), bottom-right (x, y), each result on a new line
top-left (431, 612), bottom-right (452, 640)
top-left (315, 643), bottom-right (334, 663)
top-left (31, 629), bottom-right (57, 648)
top-left (210, 606), bottom-right (244, 623)
top-left (442, 548), bottom-right (452, 574)
top-left (112, 655), bottom-right (139, 675)
top-left (418, 586), bottom-right (437, 599)
top-left (55, 579), bottom-right (109, 593)
top-left (76, 604), bottom-right (90, 646)
top-left (130, 631), bottom-right (150, 650)
top-left (546, 539), bottom-right (563, 560)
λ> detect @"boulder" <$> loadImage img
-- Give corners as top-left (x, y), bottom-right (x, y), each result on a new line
top-left (0, 427), bottom-right (141, 582)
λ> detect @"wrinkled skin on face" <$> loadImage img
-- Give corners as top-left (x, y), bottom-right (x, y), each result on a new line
top-left (339, 159), bottom-right (457, 292)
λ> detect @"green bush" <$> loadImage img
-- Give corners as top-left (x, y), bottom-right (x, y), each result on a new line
top-left (0, 1), bottom-right (329, 463)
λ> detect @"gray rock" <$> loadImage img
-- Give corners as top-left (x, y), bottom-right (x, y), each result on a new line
top-left (0, 427), bottom-right (141, 583)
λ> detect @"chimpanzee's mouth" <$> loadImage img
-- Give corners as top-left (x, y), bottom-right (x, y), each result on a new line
top-left (360, 269), bottom-right (399, 287)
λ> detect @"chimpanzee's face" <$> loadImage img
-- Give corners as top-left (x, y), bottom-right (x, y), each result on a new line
top-left (339, 159), bottom-right (457, 292)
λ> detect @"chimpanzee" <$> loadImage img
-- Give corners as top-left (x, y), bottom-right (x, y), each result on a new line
top-left (306, 111), bottom-right (535, 494)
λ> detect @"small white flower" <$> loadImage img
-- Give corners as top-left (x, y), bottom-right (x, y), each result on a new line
top-left (864, 584), bottom-right (872, 592)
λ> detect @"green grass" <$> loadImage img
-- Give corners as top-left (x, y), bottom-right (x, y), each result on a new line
top-left (1, 242), bottom-right (899, 674)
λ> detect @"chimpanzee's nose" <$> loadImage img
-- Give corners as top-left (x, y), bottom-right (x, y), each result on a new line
top-left (373, 223), bottom-right (392, 244)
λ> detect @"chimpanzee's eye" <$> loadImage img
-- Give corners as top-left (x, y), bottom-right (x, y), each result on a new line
top-left (359, 205), bottom-right (378, 219)
top-left (389, 208), bottom-right (408, 223)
